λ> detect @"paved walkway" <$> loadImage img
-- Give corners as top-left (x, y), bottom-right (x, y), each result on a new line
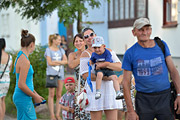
top-left (4, 115), bottom-right (49, 120)
top-left (4, 115), bottom-right (16, 120)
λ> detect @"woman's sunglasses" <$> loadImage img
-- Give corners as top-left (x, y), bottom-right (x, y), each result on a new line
top-left (84, 33), bottom-right (94, 39)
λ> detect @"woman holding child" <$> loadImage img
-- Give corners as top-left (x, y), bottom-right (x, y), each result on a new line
top-left (68, 33), bottom-right (91, 120)
top-left (80, 28), bottom-right (122, 120)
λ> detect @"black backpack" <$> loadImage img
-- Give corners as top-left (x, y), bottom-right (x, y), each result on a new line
top-left (154, 37), bottom-right (180, 119)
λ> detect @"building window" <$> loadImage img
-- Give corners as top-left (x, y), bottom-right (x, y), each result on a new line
top-left (163, 0), bottom-right (178, 27)
top-left (1, 13), bottom-right (10, 38)
top-left (108, 0), bottom-right (148, 28)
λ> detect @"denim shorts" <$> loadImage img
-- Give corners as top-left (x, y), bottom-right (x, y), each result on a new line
top-left (95, 68), bottom-right (115, 77)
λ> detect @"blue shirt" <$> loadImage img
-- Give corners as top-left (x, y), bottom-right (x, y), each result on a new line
top-left (90, 48), bottom-right (113, 63)
top-left (122, 40), bottom-right (171, 93)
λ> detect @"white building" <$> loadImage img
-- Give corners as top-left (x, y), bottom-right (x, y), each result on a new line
top-left (107, 0), bottom-right (180, 72)
top-left (0, 7), bottom-right (40, 51)
top-left (0, 6), bottom-right (59, 51)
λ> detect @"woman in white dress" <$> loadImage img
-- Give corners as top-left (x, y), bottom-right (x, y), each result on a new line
top-left (80, 28), bottom-right (122, 120)
top-left (0, 38), bottom-right (13, 120)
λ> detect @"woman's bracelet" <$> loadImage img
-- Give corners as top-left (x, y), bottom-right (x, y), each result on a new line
top-left (177, 93), bottom-right (180, 97)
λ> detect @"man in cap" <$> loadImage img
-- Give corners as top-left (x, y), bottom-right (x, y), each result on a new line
top-left (89, 36), bottom-right (123, 100)
top-left (122, 17), bottom-right (180, 120)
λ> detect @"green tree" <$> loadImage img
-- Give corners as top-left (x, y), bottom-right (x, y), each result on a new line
top-left (0, 0), bottom-right (109, 33)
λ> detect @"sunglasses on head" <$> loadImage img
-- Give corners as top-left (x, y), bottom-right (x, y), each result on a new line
top-left (84, 33), bottom-right (94, 39)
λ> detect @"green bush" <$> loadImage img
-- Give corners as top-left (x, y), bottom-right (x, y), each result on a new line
top-left (29, 45), bottom-right (48, 100)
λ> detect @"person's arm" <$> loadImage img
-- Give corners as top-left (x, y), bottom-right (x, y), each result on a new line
top-left (59, 102), bottom-right (74, 113)
top-left (96, 62), bottom-right (122, 72)
top-left (60, 104), bottom-right (70, 112)
top-left (106, 49), bottom-right (122, 71)
top-left (68, 52), bottom-right (80, 68)
top-left (96, 61), bottom-right (110, 70)
top-left (18, 57), bottom-right (43, 104)
top-left (122, 70), bottom-right (139, 120)
top-left (166, 56), bottom-right (180, 114)
top-left (33, 90), bottom-right (42, 97)
top-left (106, 62), bottom-right (122, 71)
top-left (59, 96), bottom-right (71, 112)
top-left (82, 72), bottom-right (97, 81)
top-left (45, 48), bottom-right (60, 66)
top-left (47, 54), bottom-right (68, 66)
top-left (55, 54), bottom-right (68, 65)
top-left (46, 56), bottom-right (60, 66)
top-left (69, 108), bottom-right (74, 113)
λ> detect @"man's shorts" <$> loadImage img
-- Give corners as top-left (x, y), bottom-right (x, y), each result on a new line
top-left (95, 68), bottom-right (115, 77)
top-left (135, 88), bottom-right (174, 120)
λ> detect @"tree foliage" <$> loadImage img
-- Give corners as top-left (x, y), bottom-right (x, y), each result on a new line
top-left (0, 0), bottom-right (106, 32)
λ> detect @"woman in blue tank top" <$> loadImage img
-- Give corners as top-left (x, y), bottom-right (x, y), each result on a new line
top-left (13, 30), bottom-right (44, 120)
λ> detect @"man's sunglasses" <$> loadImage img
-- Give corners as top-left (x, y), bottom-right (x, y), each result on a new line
top-left (84, 33), bottom-right (94, 39)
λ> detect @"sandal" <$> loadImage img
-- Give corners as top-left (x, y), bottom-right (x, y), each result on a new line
top-left (56, 116), bottom-right (62, 120)
top-left (50, 118), bottom-right (56, 120)
top-left (50, 117), bottom-right (56, 120)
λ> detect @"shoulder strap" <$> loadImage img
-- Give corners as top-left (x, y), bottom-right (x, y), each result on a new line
top-left (77, 70), bottom-right (81, 94)
top-left (13, 51), bottom-right (29, 74)
top-left (154, 37), bottom-right (168, 67)
top-left (58, 46), bottom-right (63, 60)
top-left (0, 54), bottom-right (10, 79)
top-left (154, 37), bottom-right (165, 56)
top-left (82, 50), bottom-right (91, 57)
top-left (22, 52), bottom-right (29, 60)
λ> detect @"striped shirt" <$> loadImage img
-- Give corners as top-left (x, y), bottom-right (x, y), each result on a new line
top-left (59, 92), bottom-right (75, 119)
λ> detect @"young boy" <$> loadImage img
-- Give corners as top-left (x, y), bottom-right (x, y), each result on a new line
top-left (59, 77), bottom-right (75, 120)
top-left (89, 36), bottom-right (123, 100)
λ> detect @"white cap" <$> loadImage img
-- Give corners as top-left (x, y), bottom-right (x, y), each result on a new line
top-left (92, 36), bottom-right (104, 47)
top-left (133, 18), bottom-right (151, 29)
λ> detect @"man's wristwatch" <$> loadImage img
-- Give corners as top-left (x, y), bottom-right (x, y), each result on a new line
top-left (177, 93), bottom-right (180, 97)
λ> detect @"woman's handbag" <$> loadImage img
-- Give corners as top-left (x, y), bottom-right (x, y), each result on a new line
top-left (46, 75), bottom-right (58, 88)
top-left (76, 73), bottom-right (89, 111)
top-left (76, 88), bottom-right (89, 111)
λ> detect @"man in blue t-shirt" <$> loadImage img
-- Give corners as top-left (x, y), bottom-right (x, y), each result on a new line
top-left (89, 36), bottom-right (123, 100)
top-left (122, 18), bottom-right (180, 120)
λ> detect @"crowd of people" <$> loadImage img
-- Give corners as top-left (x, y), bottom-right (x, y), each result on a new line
top-left (0, 17), bottom-right (180, 120)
